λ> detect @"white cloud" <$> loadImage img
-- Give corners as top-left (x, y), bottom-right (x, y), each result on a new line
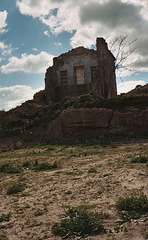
top-left (117, 80), bottom-right (146, 94)
top-left (44, 31), bottom-right (50, 37)
top-left (16, 0), bottom-right (58, 18)
top-left (1, 51), bottom-right (55, 74)
top-left (70, 25), bottom-right (98, 48)
top-left (0, 10), bottom-right (8, 34)
top-left (16, 0), bottom-right (148, 76)
top-left (0, 42), bottom-right (6, 49)
top-left (32, 47), bottom-right (38, 51)
top-left (54, 42), bottom-right (62, 46)
top-left (0, 85), bottom-right (44, 111)
top-left (40, 3), bottom-right (80, 35)
top-left (0, 41), bottom-right (12, 56)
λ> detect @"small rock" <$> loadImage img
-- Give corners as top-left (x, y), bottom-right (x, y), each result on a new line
top-left (15, 141), bottom-right (23, 149)
top-left (138, 218), bottom-right (145, 222)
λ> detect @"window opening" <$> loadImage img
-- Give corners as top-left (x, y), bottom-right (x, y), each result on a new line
top-left (75, 66), bottom-right (85, 85)
top-left (60, 70), bottom-right (67, 87)
top-left (91, 66), bottom-right (98, 83)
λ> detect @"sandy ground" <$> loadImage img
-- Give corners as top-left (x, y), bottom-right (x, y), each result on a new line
top-left (0, 140), bottom-right (148, 240)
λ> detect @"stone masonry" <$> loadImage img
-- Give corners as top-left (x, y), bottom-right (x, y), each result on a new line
top-left (36, 38), bottom-right (117, 103)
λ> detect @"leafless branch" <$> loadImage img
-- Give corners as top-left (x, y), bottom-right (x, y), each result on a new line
top-left (109, 35), bottom-right (137, 72)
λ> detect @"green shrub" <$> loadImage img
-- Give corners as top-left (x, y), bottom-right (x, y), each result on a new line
top-left (52, 206), bottom-right (104, 238)
top-left (45, 146), bottom-right (55, 151)
top-left (80, 94), bottom-right (94, 101)
top-left (145, 231), bottom-right (148, 239)
top-left (0, 163), bottom-right (22, 174)
top-left (88, 168), bottom-right (97, 173)
top-left (131, 155), bottom-right (148, 163)
top-left (52, 109), bottom-right (62, 119)
top-left (52, 103), bottom-right (62, 111)
top-left (22, 161), bottom-right (32, 168)
top-left (18, 176), bottom-right (26, 182)
top-left (35, 159), bottom-right (38, 166)
top-left (72, 94), bottom-right (97, 108)
top-left (7, 183), bottom-right (26, 195)
top-left (34, 161), bottom-right (58, 171)
top-left (34, 211), bottom-right (44, 216)
top-left (0, 213), bottom-right (11, 223)
top-left (115, 194), bottom-right (148, 221)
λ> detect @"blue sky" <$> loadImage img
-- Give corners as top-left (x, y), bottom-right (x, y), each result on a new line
top-left (0, 0), bottom-right (148, 111)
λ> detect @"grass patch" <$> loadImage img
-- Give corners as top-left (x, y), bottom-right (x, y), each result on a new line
top-left (0, 163), bottom-right (22, 174)
top-left (7, 183), bottom-right (26, 195)
top-left (64, 171), bottom-right (83, 176)
top-left (18, 176), bottom-right (26, 182)
top-left (52, 206), bottom-right (105, 238)
top-left (131, 155), bottom-right (148, 163)
top-left (0, 213), bottom-right (11, 223)
top-left (115, 193), bottom-right (148, 221)
top-left (145, 231), bottom-right (148, 239)
top-left (34, 211), bottom-right (44, 217)
top-left (88, 167), bottom-right (97, 173)
top-left (22, 161), bottom-right (32, 168)
top-left (33, 161), bottom-right (58, 171)
top-left (0, 146), bottom-right (57, 160)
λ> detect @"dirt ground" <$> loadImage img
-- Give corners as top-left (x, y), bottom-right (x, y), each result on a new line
top-left (0, 140), bottom-right (148, 240)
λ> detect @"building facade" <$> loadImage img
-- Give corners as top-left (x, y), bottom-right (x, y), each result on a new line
top-left (35, 38), bottom-right (117, 103)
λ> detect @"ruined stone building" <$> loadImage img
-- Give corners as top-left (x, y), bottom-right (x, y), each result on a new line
top-left (35, 38), bottom-right (117, 103)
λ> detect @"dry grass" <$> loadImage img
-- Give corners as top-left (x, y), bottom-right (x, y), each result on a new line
top-left (0, 141), bottom-right (148, 240)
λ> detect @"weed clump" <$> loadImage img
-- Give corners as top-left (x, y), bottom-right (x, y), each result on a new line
top-left (34, 211), bottom-right (44, 216)
top-left (0, 163), bottom-right (22, 174)
top-left (22, 161), bottom-right (32, 168)
top-left (115, 194), bottom-right (148, 221)
top-left (88, 167), bottom-right (97, 173)
top-left (0, 213), bottom-right (11, 223)
top-left (7, 183), bottom-right (26, 195)
top-left (131, 155), bottom-right (148, 163)
top-left (34, 161), bottom-right (58, 171)
top-left (52, 206), bottom-right (104, 238)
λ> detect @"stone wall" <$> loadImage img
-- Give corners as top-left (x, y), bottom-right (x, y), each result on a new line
top-left (96, 38), bottom-right (117, 98)
top-left (54, 47), bottom-right (98, 86)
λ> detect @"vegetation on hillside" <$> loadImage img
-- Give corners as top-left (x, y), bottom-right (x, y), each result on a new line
top-left (115, 194), bottom-right (148, 221)
top-left (52, 206), bottom-right (105, 238)
top-left (0, 86), bottom-right (148, 140)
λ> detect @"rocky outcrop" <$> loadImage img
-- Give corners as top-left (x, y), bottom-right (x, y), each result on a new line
top-left (60, 108), bottom-right (113, 137)
top-left (44, 107), bottom-right (148, 139)
top-left (0, 96), bottom-right (148, 149)
top-left (109, 108), bottom-right (148, 135)
top-left (60, 108), bottom-right (113, 128)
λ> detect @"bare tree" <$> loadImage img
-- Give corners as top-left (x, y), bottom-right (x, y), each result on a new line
top-left (109, 35), bottom-right (137, 75)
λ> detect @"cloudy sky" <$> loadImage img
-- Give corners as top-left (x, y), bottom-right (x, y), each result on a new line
top-left (0, 0), bottom-right (148, 111)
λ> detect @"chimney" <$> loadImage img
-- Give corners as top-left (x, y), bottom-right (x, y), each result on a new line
top-left (96, 37), bottom-right (108, 51)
